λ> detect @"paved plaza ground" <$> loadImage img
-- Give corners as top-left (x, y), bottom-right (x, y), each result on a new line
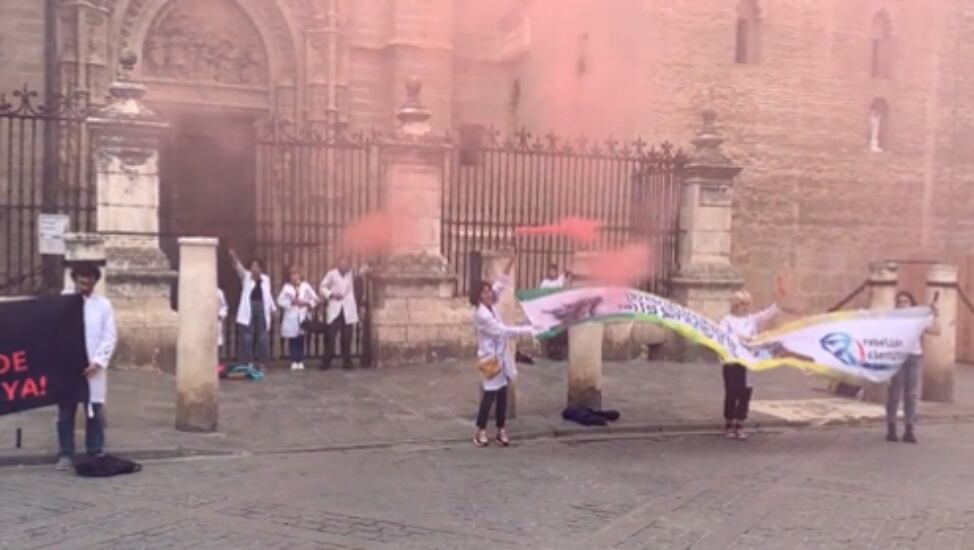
top-left (4, 421), bottom-right (974, 549)
top-left (3, 358), bottom-right (974, 463)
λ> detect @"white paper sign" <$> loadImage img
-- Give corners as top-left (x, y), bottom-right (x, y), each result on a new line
top-left (38, 213), bottom-right (70, 256)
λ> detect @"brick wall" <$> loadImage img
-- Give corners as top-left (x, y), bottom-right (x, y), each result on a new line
top-left (472, 0), bottom-right (974, 312)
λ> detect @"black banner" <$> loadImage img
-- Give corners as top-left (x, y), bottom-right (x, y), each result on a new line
top-left (0, 294), bottom-right (88, 415)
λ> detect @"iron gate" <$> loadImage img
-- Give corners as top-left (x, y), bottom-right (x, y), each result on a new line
top-left (238, 123), bottom-right (382, 364)
top-left (0, 86), bottom-right (94, 296)
top-left (443, 128), bottom-right (684, 297)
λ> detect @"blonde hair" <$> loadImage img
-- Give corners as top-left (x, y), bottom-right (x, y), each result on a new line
top-left (730, 290), bottom-right (752, 307)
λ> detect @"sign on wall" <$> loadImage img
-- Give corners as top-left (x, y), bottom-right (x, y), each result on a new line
top-left (37, 213), bottom-right (70, 256)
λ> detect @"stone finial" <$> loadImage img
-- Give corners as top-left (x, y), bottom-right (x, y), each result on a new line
top-left (686, 109), bottom-right (739, 173)
top-left (89, 52), bottom-right (161, 124)
top-left (396, 77), bottom-right (432, 138)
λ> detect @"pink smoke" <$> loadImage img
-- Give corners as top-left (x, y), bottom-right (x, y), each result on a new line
top-left (515, 217), bottom-right (601, 245)
top-left (340, 212), bottom-right (395, 256)
top-left (588, 242), bottom-right (653, 287)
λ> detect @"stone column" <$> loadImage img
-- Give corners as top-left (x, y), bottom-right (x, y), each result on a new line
top-left (860, 261), bottom-right (899, 403)
top-left (369, 79), bottom-right (472, 366)
top-left (669, 111), bottom-right (743, 359)
top-left (86, 53), bottom-right (178, 371)
top-left (175, 238), bottom-right (219, 432)
top-left (55, 0), bottom-right (112, 100)
top-left (566, 251), bottom-right (603, 409)
top-left (923, 263), bottom-right (958, 403)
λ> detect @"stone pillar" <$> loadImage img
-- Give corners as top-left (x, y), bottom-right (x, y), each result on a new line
top-left (175, 238), bottom-right (219, 432)
top-left (387, 0), bottom-right (454, 134)
top-left (55, 0), bottom-right (112, 100)
top-left (860, 261), bottom-right (899, 403)
top-left (86, 53), bottom-right (177, 372)
top-left (369, 79), bottom-right (472, 366)
top-left (566, 251), bottom-right (603, 409)
top-left (669, 111), bottom-right (744, 359)
top-left (923, 263), bottom-right (958, 403)
top-left (62, 233), bottom-right (106, 296)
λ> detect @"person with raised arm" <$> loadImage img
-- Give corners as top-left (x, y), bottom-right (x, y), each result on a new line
top-left (229, 248), bottom-right (276, 370)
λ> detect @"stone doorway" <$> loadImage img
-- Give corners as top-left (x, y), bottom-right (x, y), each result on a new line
top-left (160, 109), bottom-right (258, 315)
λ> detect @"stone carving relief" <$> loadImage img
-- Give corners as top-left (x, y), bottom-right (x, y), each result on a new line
top-left (141, 0), bottom-right (269, 85)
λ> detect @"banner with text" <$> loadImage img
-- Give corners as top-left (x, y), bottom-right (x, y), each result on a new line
top-left (0, 294), bottom-right (89, 415)
top-left (516, 287), bottom-right (933, 384)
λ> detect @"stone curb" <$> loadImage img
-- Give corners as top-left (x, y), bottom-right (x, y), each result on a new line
top-left (3, 412), bottom-right (973, 468)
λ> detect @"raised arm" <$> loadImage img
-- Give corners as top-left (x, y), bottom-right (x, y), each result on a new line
top-left (751, 303), bottom-right (781, 328)
top-left (474, 308), bottom-right (533, 339)
top-left (218, 290), bottom-right (228, 320)
top-left (228, 248), bottom-right (247, 280)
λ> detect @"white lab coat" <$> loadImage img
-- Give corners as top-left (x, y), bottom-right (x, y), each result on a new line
top-left (277, 281), bottom-right (320, 338)
top-left (217, 289), bottom-right (228, 347)
top-left (319, 268), bottom-right (360, 325)
top-left (473, 276), bottom-right (533, 391)
top-left (540, 275), bottom-right (567, 289)
top-left (61, 291), bottom-right (117, 404)
top-left (719, 304), bottom-right (780, 342)
top-left (232, 258), bottom-right (276, 330)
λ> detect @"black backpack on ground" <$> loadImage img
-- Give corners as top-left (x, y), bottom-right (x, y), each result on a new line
top-left (73, 454), bottom-right (142, 477)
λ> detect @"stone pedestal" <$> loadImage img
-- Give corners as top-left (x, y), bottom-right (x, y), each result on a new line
top-left (923, 263), bottom-right (958, 403)
top-left (861, 261), bottom-right (899, 403)
top-left (86, 54), bottom-right (177, 372)
top-left (175, 238), bottom-right (219, 432)
top-left (668, 111), bottom-right (744, 360)
top-left (369, 79), bottom-right (472, 366)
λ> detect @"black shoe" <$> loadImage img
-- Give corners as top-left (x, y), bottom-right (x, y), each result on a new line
top-left (902, 428), bottom-right (917, 444)
top-left (886, 424), bottom-right (898, 442)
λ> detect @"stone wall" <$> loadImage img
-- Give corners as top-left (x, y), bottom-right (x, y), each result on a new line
top-left (0, 0), bottom-right (47, 93)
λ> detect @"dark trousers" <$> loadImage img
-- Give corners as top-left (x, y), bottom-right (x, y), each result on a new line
top-left (722, 363), bottom-right (752, 422)
top-left (324, 311), bottom-right (354, 369)
top-left (287, 335), bottom-right (305, 362)
top-left (476, 386), bottom-right (509, 429)
top-left (57, 401), bottom-right (105, 457)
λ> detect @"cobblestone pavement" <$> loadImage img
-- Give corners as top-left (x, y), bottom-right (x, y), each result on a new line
top-left (4, 359), bottom-right (974, 462)
top-left (3, 422), bottom-right (974, 549)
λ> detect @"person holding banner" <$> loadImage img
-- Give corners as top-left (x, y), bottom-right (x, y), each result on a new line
top-left (56, 264), bottom-right (117, 470)
top-left (719, 290), bottom-right (783, 440)
top-left (472, 253), bottom-right (536, 448)
top-left (229, 249), bottom-right (276, 371)
top-left (886, 291), bottom-right (940, 444)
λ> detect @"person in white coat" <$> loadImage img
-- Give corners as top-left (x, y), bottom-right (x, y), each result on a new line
top-left (229, 249), bottom-right (276, 369)
top-left (718, 290), bottom-right (782, 441)
top-left (277, 265), bottom-right (320, 371)
top-left (539, 263), bottom-right (571, 360)
top-left (56, 264), bottom-right (117, 470)
top-left (471, 253), bottom-right (536, 448)
top-left (217, 288), bottom-right (228, 352)
top-left (319, 256), bottom-right (367, 370)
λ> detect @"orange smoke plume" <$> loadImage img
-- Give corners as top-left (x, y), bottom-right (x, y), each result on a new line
top-left (515, 217), bottom-right (601, 245)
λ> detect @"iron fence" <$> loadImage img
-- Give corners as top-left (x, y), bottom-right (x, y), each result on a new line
top-left (0, 86), bottom-right (94, 296)
top-left (443, 128), bottom-right (684, 297)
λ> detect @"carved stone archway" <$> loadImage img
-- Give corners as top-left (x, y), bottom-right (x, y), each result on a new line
top-left (112, 0), bottom-right (303, 118)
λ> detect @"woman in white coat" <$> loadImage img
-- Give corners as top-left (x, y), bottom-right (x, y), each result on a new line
top-left (471, 253), bottom-right (535, 448)
top-left (229, 249), bottom-right (276, 369)
top-left (277, 265), bottom-right (320, 371)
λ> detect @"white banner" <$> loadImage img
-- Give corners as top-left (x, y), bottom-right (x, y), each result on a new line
top-left (516, 287), bottom-right (933, 384)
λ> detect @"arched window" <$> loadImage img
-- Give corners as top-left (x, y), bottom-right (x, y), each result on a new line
top-left (735, 0), bottom-right (761, 64)
top-left (871, 11), bottom-right (893, 78)
top-left (869, 98), bottom-right (889, 153)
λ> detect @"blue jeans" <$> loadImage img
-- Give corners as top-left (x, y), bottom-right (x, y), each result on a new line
top-left (288, 335), bottom-right (305, 362)
top-left (57, 401), bottom-right (104, 457)
top-left (238, 300), bottom-right (270, 363)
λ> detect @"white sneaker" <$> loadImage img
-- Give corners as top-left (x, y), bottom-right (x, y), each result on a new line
top-left (55, 456), bottom-right (72, 471)
top-left (290, 362), bottom-right (299, 371)
top-left (298, 362), bottom-right (306, 370)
